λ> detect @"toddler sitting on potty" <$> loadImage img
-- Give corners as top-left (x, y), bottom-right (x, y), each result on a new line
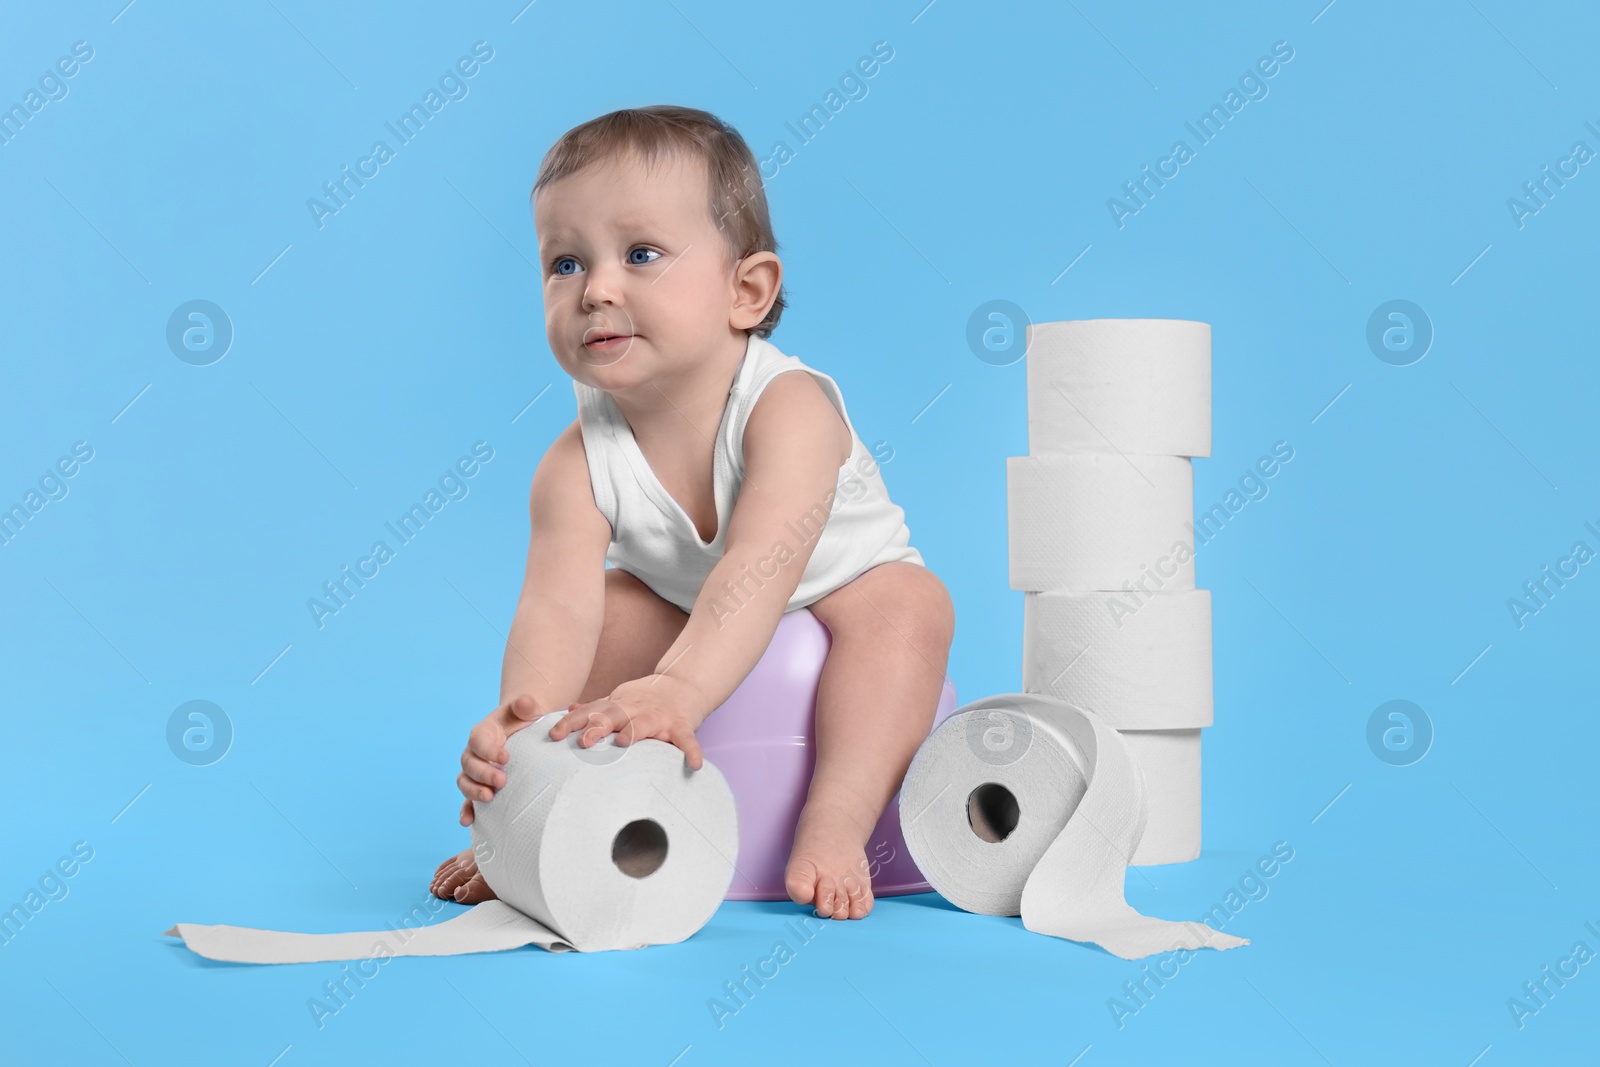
top-left (430, 105), bottom-right (954, 920)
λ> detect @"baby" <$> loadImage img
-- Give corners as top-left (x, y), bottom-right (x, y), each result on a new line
top-left (430, 105), bottom-right (954, 920)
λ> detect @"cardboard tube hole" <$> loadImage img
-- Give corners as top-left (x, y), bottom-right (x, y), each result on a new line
top-left (967, 783), bottom-right (1020, 843)
top-left (612, 818), bottom-right (669, 878)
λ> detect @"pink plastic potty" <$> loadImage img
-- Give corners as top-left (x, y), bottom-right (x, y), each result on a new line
top-left (696, 607), bottom-right (958, 901)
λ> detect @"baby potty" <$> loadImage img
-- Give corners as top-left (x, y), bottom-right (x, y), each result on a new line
top-left (696, 607), bottom-right (958, 901)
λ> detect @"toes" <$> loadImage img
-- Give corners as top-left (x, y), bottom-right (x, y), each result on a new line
top-left (431, 868), bottom-right (461, 899)
top-left (813, 875), bottom-right (833, 916)
top-left (453, 873), bottom-right (493, 904)
top-left (821, 869), bottom-right (872, 920)
top-left (786, 853), bottom-right (880, 919)
top-left (431, 852), bottom-right (477, 899)
top-left (430, 864), bottom-right (454, 894)
top-left (784, 860), bottom-right (818, 906)
top-left (845, 880), bottom-right (874, 920)
top-left (816, 875), bottom-right (849, 920)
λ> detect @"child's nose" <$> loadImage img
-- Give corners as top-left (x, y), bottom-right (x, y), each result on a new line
top-left (581, 263), bottom-right (626, 308)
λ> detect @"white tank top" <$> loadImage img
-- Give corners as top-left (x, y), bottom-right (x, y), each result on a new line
top-left (573, 333), bottom-right (924, 614)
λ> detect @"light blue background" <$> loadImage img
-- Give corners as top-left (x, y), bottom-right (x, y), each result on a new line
top-left (2, 1), bottom-right (1596, 1063)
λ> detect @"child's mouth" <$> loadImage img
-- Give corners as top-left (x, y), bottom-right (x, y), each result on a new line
top-left (585, 335), bottom-right (630, 351)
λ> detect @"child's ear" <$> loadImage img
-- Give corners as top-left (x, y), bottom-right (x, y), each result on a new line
top-left (729, 252), bottom-right (782, 331)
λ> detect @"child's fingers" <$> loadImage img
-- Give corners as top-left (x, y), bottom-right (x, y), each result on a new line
top-left (615, 714), bottom-right (704, 770)
top-left (612, 711), bottom-right (661, 752)
top-left (467, 721), bottom-right (510, 765)
top-left (457, 771), bottom-right (495, 803)
top-left (502, 715), bottom-right (538, 742)
top-left (613, 713), bottom-right (641, 746)
top-left (458, 797), bottom-right (474, 826)
top-left (578, 715), bottom-right (623, 746)
top-left (504, 693), bottom-right (542, 722)
top-left (547, 707), bottom-right (590, 740)
top-left (673, 723), bottom-right (704, 770)
top-left (556, 704), bottom-right (624, 745)
top-left (460, 751), bottom-right (505, 790)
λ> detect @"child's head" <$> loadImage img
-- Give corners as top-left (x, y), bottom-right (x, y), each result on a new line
top-left (531, 106), bottom-right (785, 392)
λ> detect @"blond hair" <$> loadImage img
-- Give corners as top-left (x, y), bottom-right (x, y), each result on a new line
top-left (531, 105), bottom-right (786, 338)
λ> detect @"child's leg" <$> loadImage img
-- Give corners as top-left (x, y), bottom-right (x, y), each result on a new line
top-left (790, 561), bottom-right (956, 919)
top-left (431, 568), bottom-right (690, 902)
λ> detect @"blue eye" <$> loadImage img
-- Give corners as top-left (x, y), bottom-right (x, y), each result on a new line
top-left (628, 247), bottom-right (661, 265)
top-left (552, 256), bottom-right (579, 275)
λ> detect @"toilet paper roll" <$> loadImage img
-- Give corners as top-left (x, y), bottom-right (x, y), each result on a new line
top-left (1025, 319), bottom-right (1211, 458)
top-left (1007, 454), bottom-right (1195, 592)
top-left (164, 714), bottom-right (738, 962)
top-left (1122, 728), bottom-right (1202, 865)
top-left (1022, 589), bottom-right (1213, 729)
top-left (900, 693), bottom-right (1244, 959)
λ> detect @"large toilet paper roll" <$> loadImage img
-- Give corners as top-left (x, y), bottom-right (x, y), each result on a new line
top-left (1122, 728), bottom-right (1202, 866)
top-left (1022, 589), bottom-right (1212, 729)
top-left (1025, 319), bottom-right (1211, 458)
top-left (900, 693), bottom-right (1244, 959)
top-left (164, 714), bottom-right (738, 962)
top-left (1007, 453), bottom-right (1195, 592)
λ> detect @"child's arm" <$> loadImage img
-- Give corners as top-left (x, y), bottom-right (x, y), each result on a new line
top-left (548, 371), bottom-right (851, 762)
top-left (498, 420), bottom-right (612, 706)
top-left (455, 419), bottom-right (612, 825)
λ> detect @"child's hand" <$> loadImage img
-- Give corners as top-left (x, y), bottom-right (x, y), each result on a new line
top-left (550, 675), bottom-right (710, 770)
top-left (456, 694), bottom-right (545, 826)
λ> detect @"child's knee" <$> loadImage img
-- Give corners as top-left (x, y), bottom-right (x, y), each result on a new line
top-left (880, 566), bottom-right (954, 650)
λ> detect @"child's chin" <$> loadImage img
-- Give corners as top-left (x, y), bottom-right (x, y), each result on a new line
top-left (578, 349), bottom-right (628, 369)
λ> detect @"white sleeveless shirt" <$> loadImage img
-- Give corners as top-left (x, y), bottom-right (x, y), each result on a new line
top-left (573, 333), bottom-right (924, 614)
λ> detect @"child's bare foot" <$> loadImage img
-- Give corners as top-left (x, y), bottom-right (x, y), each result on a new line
top-left (784, 796), bottom-right (876, 920)
top-left (430, 847), bottom-right (497, 904)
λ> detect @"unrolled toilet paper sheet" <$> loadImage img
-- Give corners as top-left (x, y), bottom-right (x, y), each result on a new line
top-left (165, 714), bottom-right (739, 962)
top-left (900, 693), bottom-right (1244, 959)
top-left (1025, 318), bottom-right (1211, 458)
top-left (1007, 454), bottom-right (1195, 592)
top-left (1022, 589), bottom-right (1213, 729)
top-left (165, 899), bottom-right (576, 963)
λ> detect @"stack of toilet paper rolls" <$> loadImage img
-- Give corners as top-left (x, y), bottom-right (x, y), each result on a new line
top-left (1009, 319), bottom-right (1213, 865)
